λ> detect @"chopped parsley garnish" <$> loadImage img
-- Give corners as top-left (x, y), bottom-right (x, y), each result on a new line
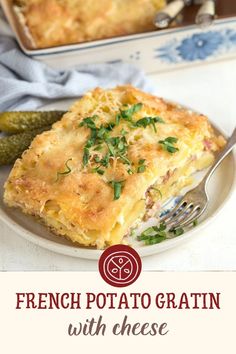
top-left (110, 180), bottom-right (124, 200)
top-left (85, 137), bottom-right (96, 148)
top-left (120, 128), bottom-right (128, 136)
top-left (120, 155), bottom-right (131, 165)
top-left (93, 155), bottom-right (100, 163)
top-left (135, 116), bottom-right (164, 132)
top-left (115, 103), bottom-right (143, 126)
top-left (137, 222), bottom-right (167, 245)
top-left (170, 227), bottom-right (184, 236)
top-left (137, 222), bottom-right (185, 245)
top-left (106, 140), bottom-right (116, 156)
top-left (137, 159), bottom-right (146, 173)
top-left (159, 137), bottom-right (179, 153)
top-left (97, 125), bottom-right (110, 140)
top-left (94, 145), bottom-right (103, 151)
top-left (92, 167), bottom-right (105, 175)
top-left (193, 219), bottom-right (198, 227)
top-left (100, 153), bottom-right (110, 167)
top-left (56, 158), bottom-right (72, 181)
top-left (127, 168), bottom-right (134, 175)
top-left (83, 147), bottom-right (90, 166)
top-left (151, 187), bottom-right (163, 199)
top-left (111, 136), bottom-right (131, 165)
top-left (79, 104), bottom-right (164, 200)
top-left (120, 103), bottom-right (143, 121)
top-left (79, 115), bottom-right (98, 129)
top-left (81, 121), bottom-right (114, 166)
top-left (106, 135), bottom-right (130, 164)
top-left (115, 114), bottom-right (121, 126)
top-left (118, 103), bottom-right (164, 132)
top-left (106, 122), bottom-right (116, 131)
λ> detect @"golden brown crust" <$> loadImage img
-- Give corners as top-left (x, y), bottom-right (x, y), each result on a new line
top-left (4, 85), bottom-right (225, 248)
top-left (14, 0), bottom-right (166, 48)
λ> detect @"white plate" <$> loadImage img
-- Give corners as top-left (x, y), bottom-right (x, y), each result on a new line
top-left (0, 100), bottom-right (235, 259)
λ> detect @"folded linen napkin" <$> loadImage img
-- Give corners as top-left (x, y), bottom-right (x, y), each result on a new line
top-left (0, 9), bottom-right (153, 111)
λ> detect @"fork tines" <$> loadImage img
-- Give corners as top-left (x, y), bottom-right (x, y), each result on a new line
top-left (160, 198), bottom-right (204, 230)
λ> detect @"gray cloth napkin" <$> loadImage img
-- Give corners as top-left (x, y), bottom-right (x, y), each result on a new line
top-left (0, 10), bottom-right (153, 111)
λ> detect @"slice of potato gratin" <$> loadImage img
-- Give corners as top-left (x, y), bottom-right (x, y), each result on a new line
top-left (4, 86), bottom-right (225, 248)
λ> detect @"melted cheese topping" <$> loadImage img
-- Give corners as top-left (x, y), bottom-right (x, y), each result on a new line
top-left (4, 85), bottom-right (225, 248)
top-left (14, 0), bottom-right (166, 48)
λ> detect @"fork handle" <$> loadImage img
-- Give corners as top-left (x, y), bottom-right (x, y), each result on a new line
top-left (202, 127), bottom-right (236, 187)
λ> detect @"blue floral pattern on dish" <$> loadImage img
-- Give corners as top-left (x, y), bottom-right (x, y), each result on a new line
top-left (177, 32), bottom-right (223, 61)
top-left (154, 28), bottom-right (236, 63)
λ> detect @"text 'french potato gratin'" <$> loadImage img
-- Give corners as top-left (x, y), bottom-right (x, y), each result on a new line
top-left (13, 0), bottom-right (166, 48)
top-left (4, 86), bottom-right (225, 249)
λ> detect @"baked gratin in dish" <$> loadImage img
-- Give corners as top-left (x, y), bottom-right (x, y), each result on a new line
top-left (13, 0), bottom-right (166, 48)
top-left (4, 86), bottom-right (225, 249)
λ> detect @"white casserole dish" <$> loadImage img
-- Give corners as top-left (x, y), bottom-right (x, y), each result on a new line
top-left (1, 0), bottom-right (236, 73)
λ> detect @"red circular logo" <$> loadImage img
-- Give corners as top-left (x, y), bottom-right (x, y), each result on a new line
top-left (98, 245), bottom-right (142, 287)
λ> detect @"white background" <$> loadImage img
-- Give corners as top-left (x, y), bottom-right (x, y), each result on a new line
top-left (0, 272), bottom-right (235, 354)
top-left (0, 59), bottom-right (236, 271)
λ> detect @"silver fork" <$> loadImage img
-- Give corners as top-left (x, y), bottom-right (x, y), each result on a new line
top-left (160, 127), bottom-right (236, 230)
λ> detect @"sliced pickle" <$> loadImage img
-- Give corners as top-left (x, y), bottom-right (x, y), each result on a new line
top-left (0, 126), bottom-right (50, 165)
top-left (0, 111), bottom-right (65, 133)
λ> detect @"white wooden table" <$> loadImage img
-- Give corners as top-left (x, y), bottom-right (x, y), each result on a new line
top-left (0, 59), bottom-right (235, 271)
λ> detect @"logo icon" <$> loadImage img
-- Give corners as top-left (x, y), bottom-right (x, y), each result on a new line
top-left (98, 245), bottom-right (142, 287)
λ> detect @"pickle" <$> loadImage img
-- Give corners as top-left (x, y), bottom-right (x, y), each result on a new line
top-left (0, 111), bottom-right (66, 133)
top-left (0, 126), bottom-right (51, 165)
